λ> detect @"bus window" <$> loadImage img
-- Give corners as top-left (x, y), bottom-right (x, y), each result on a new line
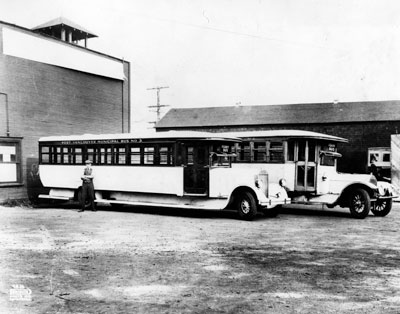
top-left (100, 147), bottom-right (113, 164)
top-left (308, 141), bottom-right (316, 162)
top-left (144, 146), bottom-right (155, 165)
top-left (236, 142), bottom-right (251, 162)
top-left (75, 147), bottom-right (83, 164)
top-left (41, 146), bottom-right (50, 164)
top-left (287, 140), bottom-right (295, 162)
top-left (320, 155), bottom-right (335, 166)
top-left (253, 142), bottom-right (267, 162)
top-left (116, 146), bottom-right (126, 165)
top-left (54, 147), bottom-right (61, 164)
top-left (307, 166), bottom-right (315, 187)
top-left (87, 147), bottom-right (98, 164)
top-left (298, 141), bottom-right (306, 162)
top-left (186, 146), bottom-right (194, 165)
top-left (210, 144), bottom-right (234, 167)
top-left (320, 144), bottom-right (337, 166)
top-left (130, 147), bottom-right (141, 165)
top-left (269, 141), bottom-right (284, 162)
top-left (62, 147), bottom-right (71, 164)
top-left (160, 146), bottom-right (174, 165)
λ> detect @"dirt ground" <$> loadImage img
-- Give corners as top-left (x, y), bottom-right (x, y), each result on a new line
top-left (0, 202), bottom-right (400, 314)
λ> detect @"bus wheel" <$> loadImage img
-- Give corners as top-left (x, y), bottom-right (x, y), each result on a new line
top-left (371, 199), bottom-right (392, 217)
top-left (349, 188), bottom-right (370, 219)
top-left (236, 191), bottom-right (257, 220)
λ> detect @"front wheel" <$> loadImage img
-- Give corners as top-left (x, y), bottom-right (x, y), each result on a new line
top-left (236, 191), bottom-right (258, 221)
top-left (371, 199), bottom-right (392, 217)
top-left (349, 188), bottom-right (371, 219)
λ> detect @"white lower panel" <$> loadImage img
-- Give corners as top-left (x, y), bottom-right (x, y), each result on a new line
top-left (39, 165), bottom-right (184, 196)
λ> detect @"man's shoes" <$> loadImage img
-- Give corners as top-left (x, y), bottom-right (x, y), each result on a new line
top-left (78, 209), bottom-right (84, 212)
top-left (91, 208), bottom-right (97, 212)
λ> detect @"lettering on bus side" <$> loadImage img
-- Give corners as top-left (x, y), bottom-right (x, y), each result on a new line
top-left (60, 139), bottom-right (143, 145)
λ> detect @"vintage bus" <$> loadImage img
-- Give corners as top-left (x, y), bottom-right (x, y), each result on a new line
top-left (38, 131), bottom-right (289, 220)
top-left (225, 130), bottom-right (397, 219)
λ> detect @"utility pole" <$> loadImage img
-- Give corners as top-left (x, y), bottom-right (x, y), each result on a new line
top-left (147, 86), bottom-right (169, 126)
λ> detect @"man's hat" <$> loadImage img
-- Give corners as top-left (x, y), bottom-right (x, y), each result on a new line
top-left (85, 160), bottom-right (92, 164)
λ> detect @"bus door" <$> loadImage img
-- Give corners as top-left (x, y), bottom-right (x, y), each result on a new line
top-left (295, 140), bottom-right (316, 192)
top-left (183, 143), bottom-right (209, 195)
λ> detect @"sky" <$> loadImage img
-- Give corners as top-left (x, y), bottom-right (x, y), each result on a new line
top-left (1, 0), bottom-right (400, 130)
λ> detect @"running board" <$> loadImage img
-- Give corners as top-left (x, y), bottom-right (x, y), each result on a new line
top-left (95, 198), bottom-right (210, 210)
top-left (38, 194), bottom-right (72, 201)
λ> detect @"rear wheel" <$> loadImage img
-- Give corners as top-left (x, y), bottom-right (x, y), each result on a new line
top-left (236, 191), bottom-right (258, 221)
top-left (349, 188), bottom-right (370, 219)
top-left (371, 199), bottom-right (392, 217)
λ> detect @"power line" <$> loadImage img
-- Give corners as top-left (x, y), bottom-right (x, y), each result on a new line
top-left (147, 86), bottom-right (169, 125)
top-left (132, 13), bottom-right (344, 52)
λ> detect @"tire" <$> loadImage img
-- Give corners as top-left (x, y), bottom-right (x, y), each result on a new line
top-left (371, 198), bottom-right (392, 217)
top-left (349, 188), bottom-right (371, 219)
top-left (236, 191), bottom-right (258, 221)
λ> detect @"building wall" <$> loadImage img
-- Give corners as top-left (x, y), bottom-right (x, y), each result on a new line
top-left (157, 121), bottom-right (400, 175)
top-left (0, 23), bottom-right (130, 201)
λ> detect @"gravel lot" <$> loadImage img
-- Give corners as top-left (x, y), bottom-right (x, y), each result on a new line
top-left (0, 202), bottom-right (400, 314)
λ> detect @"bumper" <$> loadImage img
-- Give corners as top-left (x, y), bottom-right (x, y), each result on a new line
top-left (260, 197), bottom-right (291, 208)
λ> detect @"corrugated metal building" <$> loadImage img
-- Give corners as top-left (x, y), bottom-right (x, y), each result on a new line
top-left (0, 18), bottom-right (130, 202)
top-left (156, 100), bottom-right (400, 174)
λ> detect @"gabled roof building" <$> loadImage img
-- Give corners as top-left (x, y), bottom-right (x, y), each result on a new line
top-left (156, 100), bottom-right (400, 174)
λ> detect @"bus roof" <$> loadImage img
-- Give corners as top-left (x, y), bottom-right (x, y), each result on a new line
top-left (38, 130), bottom-right (241, 143)
top-left (222, 130), bottom-right (348, 143)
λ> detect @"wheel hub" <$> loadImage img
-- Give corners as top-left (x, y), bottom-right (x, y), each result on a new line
top-left (241, 199), bottom-right (251, 214)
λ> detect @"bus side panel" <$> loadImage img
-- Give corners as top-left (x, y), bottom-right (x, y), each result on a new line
top-left (209, 167), bottom-right (257, 198)
top-left (231, 163), bottom-right (295, 191)
top-left (39, 165), bottom-right (82, 189)
top-left (39, 165), bottom-right (185, 196)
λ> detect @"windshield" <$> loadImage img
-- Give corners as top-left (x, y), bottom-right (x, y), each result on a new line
top-left (320, 143), bottom-right (340, 166)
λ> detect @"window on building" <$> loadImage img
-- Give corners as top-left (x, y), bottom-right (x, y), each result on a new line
top-left (383, 153), bottom-right (391, 162)
top-left (0, 139), bottom-right (22, 185)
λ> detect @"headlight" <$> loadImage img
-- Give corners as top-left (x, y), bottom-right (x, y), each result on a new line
top-left (279, 178), bottom-right (286, 188)
top-left (378, 185), bottom-right (385, 196)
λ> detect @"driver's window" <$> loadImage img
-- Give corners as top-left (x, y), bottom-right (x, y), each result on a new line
top-left (210, 144), bottom-right (233, 167)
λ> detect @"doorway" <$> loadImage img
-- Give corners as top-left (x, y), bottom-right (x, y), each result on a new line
top-left (295, 140), bottom-right (316, 192)
top-left (183, 143), bottom-right (209, 195)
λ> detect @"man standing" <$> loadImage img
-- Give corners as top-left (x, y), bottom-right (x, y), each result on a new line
top-left (78, 159), bottom-right (96, 212)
